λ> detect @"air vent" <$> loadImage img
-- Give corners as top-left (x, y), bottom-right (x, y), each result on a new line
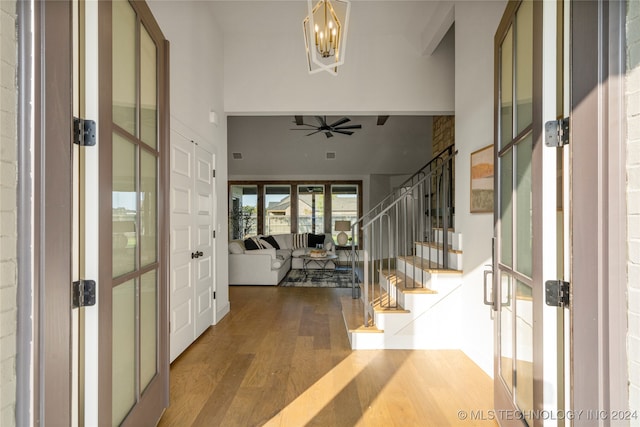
top-left (232, 152), bottom-right (243, 160)
top-left (326, 152), bottom-right (336, 160)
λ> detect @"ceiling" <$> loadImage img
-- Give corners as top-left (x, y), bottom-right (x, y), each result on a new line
top-left (227, 115), bottom-right (433, 176)
top-left (214, 1), bottom-right (450, 177)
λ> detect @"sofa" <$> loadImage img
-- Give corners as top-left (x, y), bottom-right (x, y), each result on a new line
top-left (228, 233), bottom-right (336, 285)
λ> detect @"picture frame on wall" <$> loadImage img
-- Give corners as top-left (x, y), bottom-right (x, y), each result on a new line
top-left (470, 144), bottom-right (494, 213)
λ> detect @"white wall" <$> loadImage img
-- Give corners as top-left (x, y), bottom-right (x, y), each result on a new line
top-left (222, 2), bottom-right (455, 115)
top-left (454, 0), bottom-right (506, 377)
top-left (148, 0), bottom-right (230, 321)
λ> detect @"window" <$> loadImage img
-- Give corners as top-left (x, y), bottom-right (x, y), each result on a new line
top-left (264, 185), bottom-right (291, 235)
top-left (228, 180), bottom-right (362, 244)
top-left (298, 185), bottom-right (324, 234)
top-left (331, 184), bottom-right (358, 244)
top-left (229, 185), bottom-right (257, 239)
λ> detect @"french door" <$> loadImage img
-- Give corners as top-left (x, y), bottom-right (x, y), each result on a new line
top-left (97, 0), bottom-right (170, 425)
top-left (492, 1), bottom-right (569, 426)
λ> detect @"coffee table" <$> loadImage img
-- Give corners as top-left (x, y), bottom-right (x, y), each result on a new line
top-left (300, 254), bottom-right (338, 278)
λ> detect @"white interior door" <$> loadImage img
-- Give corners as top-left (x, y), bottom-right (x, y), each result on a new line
top-left (170, 135), bottom-right (195, 361)
top-left (170, 136), bottom-right (215, 362)
top-left (194, 145), bottom-right (215, 336)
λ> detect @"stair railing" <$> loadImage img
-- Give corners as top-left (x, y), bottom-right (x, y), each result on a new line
top-left (349, 146), bottom-right (457, 328)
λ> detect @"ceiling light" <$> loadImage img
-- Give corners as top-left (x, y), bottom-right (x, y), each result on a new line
top-left (303, 0), bottom-right (350, 75)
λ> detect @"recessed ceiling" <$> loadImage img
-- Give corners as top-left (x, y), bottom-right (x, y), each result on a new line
top-left (227, 115), bottom-right (433, 176)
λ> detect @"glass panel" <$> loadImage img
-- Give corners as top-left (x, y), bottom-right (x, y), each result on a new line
top-left (229, 185), bottom-right (258, 239)
top-left (500, 27), bottom-right (513, 148)
top-left (140, 270), bottom-right (157, 392)
top-left (500, 150), bottom-right (513, 267)
top-left (264, 185), bottom-right (291, 235)
top-left (140, 24), bottom-right (157, 149)
top-left (515, 280), bottom-right (534, 420)
top-left (516, 135), bottom-right (533, 277)
top-left (331, 185), bottom-right (358, 245)
top-left (499, 272), bottom-right (513, 394)
top-left (112, 280), bottom-right (136, 425)
top-left (112, 0), bottom-right (137, 135)
top-left (515, 0), bottom-right (533, 134)
top-left (113, 134), bottom-right (137, 277)
top-left (298, 185), bottom-right (324, 234)
top-left (140, 150), bottom-right (157, 267)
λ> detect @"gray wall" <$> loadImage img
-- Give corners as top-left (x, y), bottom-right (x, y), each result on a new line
top-left (627, 0), bottom-right (640, 417)
top-left (0, 1), bottom-right (17, 425)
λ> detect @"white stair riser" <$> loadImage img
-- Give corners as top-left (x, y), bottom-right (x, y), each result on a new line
top-left (414, 245), bottom-right (462, 270)
top-left (434, 230), bottom-right (462, 251)
top-left (395, 259), bottom-right (462, 293)
top-left (349, 285), bottom-right (462, 350)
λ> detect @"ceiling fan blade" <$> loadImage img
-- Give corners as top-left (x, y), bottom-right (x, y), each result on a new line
top-left (334, 124), bottom-right (362, 130)
top-left (315, 116), bottom-right (326, 127)
top-left (325, 131), bottom-right (334, 138)
top-left (290, 128), bottom-right (317, 131)
top-left (306, 130), bottom-right (322, 136)
top-left (333, 130), bottom-right (354, 135)
top-left (294, 115), bottom-right (304, 125)
top-left (329, 117), bottom-right (350, 128)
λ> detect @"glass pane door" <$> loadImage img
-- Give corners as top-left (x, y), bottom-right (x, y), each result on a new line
top-left (494, 1), bottom-right (535, 425)
top-left (108, 1), bottom-right (164, 424)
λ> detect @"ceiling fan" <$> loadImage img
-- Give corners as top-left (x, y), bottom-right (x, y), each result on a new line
top-left (290, 115), bottom-right (362, 138)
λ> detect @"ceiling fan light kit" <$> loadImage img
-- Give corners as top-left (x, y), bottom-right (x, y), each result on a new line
top-left (290, 115), bottom-right (362, 138)
top-left (303, 0), bottom-right (350, 75)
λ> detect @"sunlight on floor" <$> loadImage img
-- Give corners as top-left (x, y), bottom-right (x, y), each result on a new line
top-left (264, 351), bottom-right (383, 426)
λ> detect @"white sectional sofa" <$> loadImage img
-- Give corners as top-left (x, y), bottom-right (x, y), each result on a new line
top-left (228, 233), bottom-right (336, 285)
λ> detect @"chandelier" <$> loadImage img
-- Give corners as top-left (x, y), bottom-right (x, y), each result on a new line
top-left (303, 0), bottom-right (351, 75)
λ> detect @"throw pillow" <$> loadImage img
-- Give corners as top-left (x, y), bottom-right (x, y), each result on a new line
top-left (244, 237), bottom-right (263, 250)
top-left (259, 238), bottom-right (274, 249)
top-left (292, 233), bottom-right (308, 249)
top-left (229, 241), bottom-right (244, 254)
top-left (308, 233), bottom-right (325, 248)
top-left (262, 235), bottom-right (280, 249)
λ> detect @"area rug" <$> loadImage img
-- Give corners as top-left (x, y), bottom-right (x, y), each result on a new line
top-left (279, 269), bottom-right (359, 288)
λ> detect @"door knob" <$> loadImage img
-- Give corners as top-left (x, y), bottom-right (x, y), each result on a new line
top-left (191, 251), bottom-right (204, 259)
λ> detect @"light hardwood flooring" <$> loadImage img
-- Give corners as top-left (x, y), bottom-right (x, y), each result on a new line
top-left (159, 286), bottom-right (497, 427)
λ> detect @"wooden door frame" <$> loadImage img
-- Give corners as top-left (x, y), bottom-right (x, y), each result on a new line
top-left (28, 0), bottom-right (74, 424)
top-left (98, 0), bottom-right (170, 425)
top-left (570, 0), bottom-right (628, 416)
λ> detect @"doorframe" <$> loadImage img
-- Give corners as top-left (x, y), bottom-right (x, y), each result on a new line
top-left (30, 0), bottom-right (74, 424)
top-left (570, 0), bottom-right (628, 415)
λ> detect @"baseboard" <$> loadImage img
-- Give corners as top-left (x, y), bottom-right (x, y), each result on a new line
top-left (215, 301), bottom-right (230, 325)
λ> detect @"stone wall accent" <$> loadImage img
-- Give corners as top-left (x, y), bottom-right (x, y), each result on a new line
top-left (628, 0), bottom-right (640, 420)
top-left (432, 115), bottom-right (455, 154)
top-left (0, 1), bottom-right (18, 426)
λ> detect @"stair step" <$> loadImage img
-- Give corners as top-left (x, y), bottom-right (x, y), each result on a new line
top-left (380, 269), bottom-right (438, 294)
top-left (397, 256), bottom-right (463, 274)
top-left (373, 302), bottom-right (410, 314)
top-left (415, 241), bottom-right (463, 255)
top-left (340, 294), bottom-right (382, 333)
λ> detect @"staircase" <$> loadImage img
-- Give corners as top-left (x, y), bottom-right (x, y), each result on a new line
top-left (341, 147), bottom-right (462, 350)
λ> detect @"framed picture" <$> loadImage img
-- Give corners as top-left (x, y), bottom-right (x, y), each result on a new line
top-left (470, 144), bottom-right (494, 213)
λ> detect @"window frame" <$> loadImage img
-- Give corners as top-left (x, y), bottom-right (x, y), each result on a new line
top-left (228, 180), bottom-right (363, 246)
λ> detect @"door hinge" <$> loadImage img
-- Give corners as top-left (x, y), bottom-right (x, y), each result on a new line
top-left (73, 117), bottom-right (97, 147)
top-left (212, 230), bottom-right (216, 239)
top-left (73, 279), bottom-right (96, 308)
top-left (544, 117), bottom-right (569, 147)
top-left (213, 291), bottom-right (216, 300)
top-left (212, 169), bottom-right (216, 178)
top-left (545, 280), bottom-right (570, 308)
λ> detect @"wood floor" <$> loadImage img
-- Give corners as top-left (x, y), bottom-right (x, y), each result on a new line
top-left (158, 286), bottom-right (497, 427)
